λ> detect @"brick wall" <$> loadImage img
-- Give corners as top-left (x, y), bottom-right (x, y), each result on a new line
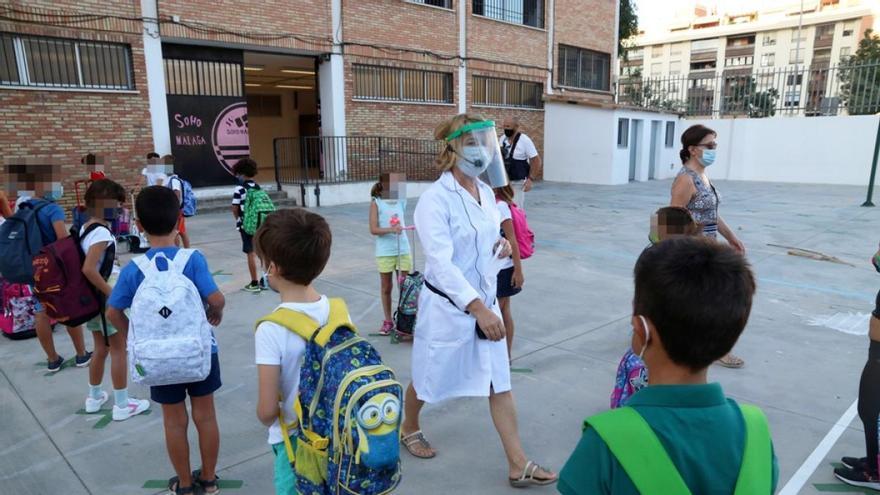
top-left (344, 0), bottom-right (458, 56)
top-left (0, 3), bottom-right (153, 212)
top-left (551, 0), bottom-right (616, 105)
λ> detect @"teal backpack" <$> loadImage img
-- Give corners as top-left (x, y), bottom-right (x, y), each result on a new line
top-left (256, 299), bottom-right (403, 495)
top-left (242, 183), bottom-right (275, 235)
top-left (585, 404), bottom-right (773, 494)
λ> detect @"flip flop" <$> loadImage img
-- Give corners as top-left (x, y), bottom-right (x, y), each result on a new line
top-left (509, 461), bottom-right (557, 488)
top-left (717, 353), bottom-right (745, 369)
top-left (401, 430), bottom-right (436, 459)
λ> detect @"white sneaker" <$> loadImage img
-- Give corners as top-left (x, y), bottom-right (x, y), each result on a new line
top-left (84, 391), bottom-right (108, 413)
top-left (112, 398), bottom-right (151, 421)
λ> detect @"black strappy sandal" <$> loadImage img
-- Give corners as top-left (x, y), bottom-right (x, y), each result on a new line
top-left (167, 476), bottom-right (195, 495)
top-left (193, 469), bottom-right (221, 494)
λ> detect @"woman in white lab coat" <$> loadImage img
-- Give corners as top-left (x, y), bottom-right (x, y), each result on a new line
top-left (399, 113), bottom-right (557, 488)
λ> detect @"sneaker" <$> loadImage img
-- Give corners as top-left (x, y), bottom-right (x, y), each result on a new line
top-left (843, 456), bottom-right (870, 471)
top-left (47, 356), bottom-right (64, 373)
top-left (834, 466), bottom-right (880, 491)
top-left (259, 275), bottom-right (270, 291)
top-left (112, 398), bottom-right (151, 421)
top-left (75, 351), bottom-right (93, 368)
top-left (243, 281), bottom-right (261, 293)
top-left (84, 391), bottom-right (109, 413)
top-left (379, 320), bottom-right (394, 336)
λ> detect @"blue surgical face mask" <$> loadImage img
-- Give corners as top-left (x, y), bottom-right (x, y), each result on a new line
top-left (698, 149), bottom-right (717, 167)
top-left (42, 185), bottom-right (63, 202)
top-left (457, 146), bottom-right (491, 178)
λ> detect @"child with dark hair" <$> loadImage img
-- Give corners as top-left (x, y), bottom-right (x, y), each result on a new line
top-left (81, 179), bottom-right (151, 421)
top-left (107, 186), bottom-right (225, 495)
top-left (369, 173), bottom-right (411, 335)
top-left (561, 238), bottom-right (778, 495)
top-left (252, 208), bottom-right (338, 495)
top-left (611, 207), bottom-right (702, 409)
top-left (231, 158), bottom-right (264, 292)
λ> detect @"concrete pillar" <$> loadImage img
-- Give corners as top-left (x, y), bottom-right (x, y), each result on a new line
top-left (141, 0), bottom-right (170, 154)
top-left (319, 0), bottom-right (346, 137)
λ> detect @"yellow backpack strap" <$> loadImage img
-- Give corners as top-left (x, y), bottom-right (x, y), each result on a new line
top-left (255, 308), bottom-right (321, 340)
top-left (313, 298), bottom-right (357, 346)
top-left (279, 405), bottom-right (297, 467)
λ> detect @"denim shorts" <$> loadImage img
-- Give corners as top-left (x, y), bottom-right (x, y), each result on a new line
top-left (240, 230), bottom-right (254, 254)
top-left (150, 353), bottom-right (222, 404)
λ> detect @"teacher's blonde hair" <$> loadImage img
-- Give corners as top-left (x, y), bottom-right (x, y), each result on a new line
top-left (434, 112), bottom-right (489, 172)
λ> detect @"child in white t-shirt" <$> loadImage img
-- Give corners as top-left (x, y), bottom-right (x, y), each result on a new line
top-left (253, 209), bottom-right (338, 495)
top-left (494, 185), bottom-right (524, 360)
top-left (81, 179), bottom-right (150, 421)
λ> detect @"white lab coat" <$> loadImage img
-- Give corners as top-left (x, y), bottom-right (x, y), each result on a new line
top-left (411, 171), bottom-right (511, 404)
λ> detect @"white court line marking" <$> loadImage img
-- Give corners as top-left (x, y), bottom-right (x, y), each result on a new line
top-left (778, 399), bottom-right (859, 495)
top-left (354, 300), bottom-right (379, 324)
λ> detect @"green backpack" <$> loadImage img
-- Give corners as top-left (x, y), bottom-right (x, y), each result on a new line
top-left (242, 183), bottom-right (276, 235)
top-left (585, 404), bottom-right (772, 495)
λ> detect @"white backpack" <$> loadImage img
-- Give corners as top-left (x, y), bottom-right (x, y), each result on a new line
top-left (127, 249), bottom-right (213, 386)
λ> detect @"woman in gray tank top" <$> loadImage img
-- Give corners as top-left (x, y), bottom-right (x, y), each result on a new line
top-left (670, 124), bottom-right (746, 368)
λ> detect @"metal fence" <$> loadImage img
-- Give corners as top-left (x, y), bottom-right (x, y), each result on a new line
top-left (274, 136), bottom-right (444, 185)
top-left (617, 60), bottom-right (880, 118)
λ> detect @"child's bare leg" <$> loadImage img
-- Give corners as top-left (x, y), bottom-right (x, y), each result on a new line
top-left (108, 332), bottom-right (127, 390)
top-left (499, 297), bottom-right (514, 359)
top-left (190, 394), bottom-right (219, 487)
top-left (67, 325), bottom-right (86, 356)
top-left (247, 252), bottom-right (258, 282)
top-left (89, 331), bottom-right (108, 387)
top-left (162, 402), bottom-right (193, 489)
top-left (380, 272), bottom-right (393, 321)
top-left (35, 311), bottom-right (59, 362)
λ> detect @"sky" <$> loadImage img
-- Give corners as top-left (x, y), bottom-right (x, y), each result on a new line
top-left (635, 0), bottom-right (792, 33)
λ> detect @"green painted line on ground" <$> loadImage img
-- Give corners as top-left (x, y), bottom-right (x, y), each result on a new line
top-left (814, 483), bottom-right (879, 493)
top-left (75, 408), bottom-right (152, 429)
top-left (143, 479), bottom-right (244, 489)
top-left (511, 367), bottom-right (533, 374)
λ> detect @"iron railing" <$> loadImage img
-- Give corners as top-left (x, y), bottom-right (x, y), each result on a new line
top-left (274, 136), bottom-right (444, 185)
top-left (617, 60), bottom-right (880, 118)
top-left (473, 0), bottom-right (544, 29)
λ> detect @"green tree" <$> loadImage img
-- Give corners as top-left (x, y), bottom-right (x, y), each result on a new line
top-left (722, 76), bottom-right (779, 118)
top-left (619, 0), bottom-right (639, 58)
top-left (839, 29), bottom-right (880, 115)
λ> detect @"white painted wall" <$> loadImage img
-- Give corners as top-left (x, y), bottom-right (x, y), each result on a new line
top-left (545, 103), bottom-right (680, 185)
top-left (295, 181), bottom-right (433, 208)
top-left (687, 115), bottom-right (879, 186)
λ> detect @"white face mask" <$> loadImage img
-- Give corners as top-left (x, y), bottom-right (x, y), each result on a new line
top-left (456, 145), bottom-right (491, 178)
top-left (635, 315), bottom-right (651, 359)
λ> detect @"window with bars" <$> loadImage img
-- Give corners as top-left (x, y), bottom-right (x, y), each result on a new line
top-left (0, 33), bottom-right (133, 90)
top-left (353, 64), bottom-right (453, 104)
top-left (409, 0), bottom-right (452, 8)
top-left (473, 76), bottom-right (542, 108)
top-left (557, 44), bottom-right (611, 92)
top-left (473, 0), bottom-right (544, 29)
top-left (164, 59), bottom-right (243, 97)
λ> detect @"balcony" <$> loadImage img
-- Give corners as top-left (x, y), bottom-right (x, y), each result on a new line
top-left (690, 50), bottom-right (718, 62)
top-left (725, 44), bottom-right (756, 57)
top-left (814, 36), bottom-right (834, 49)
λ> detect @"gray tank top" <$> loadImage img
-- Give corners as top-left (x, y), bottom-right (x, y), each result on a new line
top-left (678, 167), bottom-right (719, 238)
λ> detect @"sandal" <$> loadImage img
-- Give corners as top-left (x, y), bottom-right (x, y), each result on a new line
top-left (400, 430), bottom-right (436, 459)
top-left (167, 476), bottom-right (195, 495)
top-left (193, 469), bottom-right (221, 494)
top-left (717, 353), bottom-right (745, 369)
top-left (509, 461), bottom-right (558, 488)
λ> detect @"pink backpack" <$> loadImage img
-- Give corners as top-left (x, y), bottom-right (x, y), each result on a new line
top-left (507, 202), bottom-right (535, 259)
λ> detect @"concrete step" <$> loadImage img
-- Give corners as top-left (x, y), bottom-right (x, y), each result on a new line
top-left (196, 190), bottom-right (298, 214)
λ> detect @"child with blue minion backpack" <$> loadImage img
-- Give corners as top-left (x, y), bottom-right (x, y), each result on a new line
top-left (255, 208), bottom-right (404, 495)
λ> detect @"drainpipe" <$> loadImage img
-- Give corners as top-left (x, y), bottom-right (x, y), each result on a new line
top-left (458, 0), bottom-right (467, 113)
top-left (546, 0), bottom-right (555, 95)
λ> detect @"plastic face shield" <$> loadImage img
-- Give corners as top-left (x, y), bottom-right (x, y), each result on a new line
top-left (446, 120), bottom-right (509, 188)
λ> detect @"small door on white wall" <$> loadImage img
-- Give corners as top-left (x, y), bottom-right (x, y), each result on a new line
top-left (629, 120), bottom-right (643, 181)
top-left (649, 121), bottom-right (661, 180)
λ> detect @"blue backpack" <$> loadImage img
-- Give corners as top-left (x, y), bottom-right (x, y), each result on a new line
top-left (169, 175), bottom-right (197, 217)
top-left (256, 299), bottom-right (403, 495)
top-left (0, 200), bottom-right (50, 284)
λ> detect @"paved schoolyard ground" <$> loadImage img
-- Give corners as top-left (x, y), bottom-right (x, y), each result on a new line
top-left (1, 179), bottom-right (878, 494)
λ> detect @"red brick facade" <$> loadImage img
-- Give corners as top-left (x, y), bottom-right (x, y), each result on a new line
top-left (1, 0), bottom-right (615, 193)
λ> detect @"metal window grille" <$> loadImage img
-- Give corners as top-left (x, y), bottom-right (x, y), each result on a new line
top-left (353, 65), bottom-right (453, 104)
top-left (473, 0), bottom-right (544, 28)
top-left (616, 60), bottom-right (880, 118)
top-left (409, 0), bottom-right (452, 8)
top-left (164, 58), bottom-right (243, 97)
top-left (473, 75), bottom-right (543, 108)
top-left (0, 32), bottom-right (133, 90)
top-left (557, 44), bottom-right (611, 92)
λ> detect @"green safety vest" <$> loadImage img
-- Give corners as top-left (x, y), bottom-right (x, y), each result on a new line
top-left (585, 404), bottom-right (772, 495)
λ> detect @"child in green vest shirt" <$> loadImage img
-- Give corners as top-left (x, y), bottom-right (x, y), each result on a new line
top-left (559, 237), bottom-right (779, 495)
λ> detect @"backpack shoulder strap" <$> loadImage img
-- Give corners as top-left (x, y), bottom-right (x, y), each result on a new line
top-left (508, 133), bottom-right (521, 158)
top-left (313, 298), bottom-right (355, 346)
top-left (169, 248), bottom-right (195, 274)
top-left (133, 254), bottom-right (159, 278)
top-left (734, 404), bottom-right (773, 495)
top-left (585, 407), bottom-right (692, 495)
top-left (255, 307), bottom-right (322, 341)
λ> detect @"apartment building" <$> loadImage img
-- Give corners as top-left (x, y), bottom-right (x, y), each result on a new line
top-left (0, 0), bottom-right (615, 192)
top-left (619, 0), bottom-right (878, 117)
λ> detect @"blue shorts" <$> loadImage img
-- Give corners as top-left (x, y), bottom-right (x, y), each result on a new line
top-left (150, 353), bottom-right (222, 404)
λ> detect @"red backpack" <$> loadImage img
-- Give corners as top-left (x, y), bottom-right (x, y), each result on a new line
top-left (508, 202), bottom-right (535, 259)
top-left (32, 223), bottom-right (114, 331)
